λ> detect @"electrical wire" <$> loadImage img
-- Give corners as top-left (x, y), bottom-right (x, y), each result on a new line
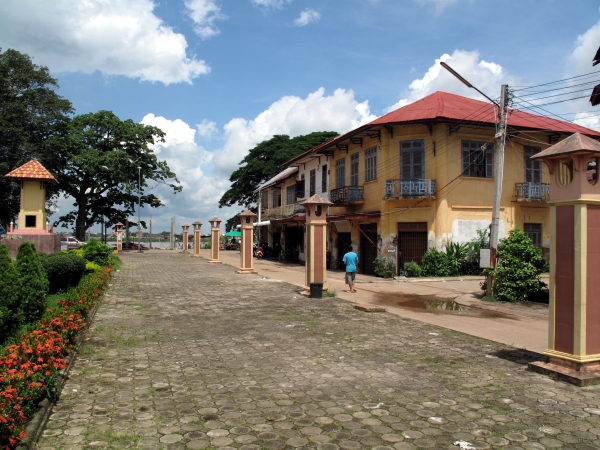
top-left (511, 70), bottom-right (600, 92)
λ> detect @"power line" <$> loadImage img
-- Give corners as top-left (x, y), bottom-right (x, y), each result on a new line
top-left (511, 69), bottom-right (600, 92)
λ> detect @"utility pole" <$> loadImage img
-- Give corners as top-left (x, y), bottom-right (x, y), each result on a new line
top-left (486, 84), bottom-right (509, 297)
top-left (149, 216), bottom-right (152, 249)
top-left (137, 166), bottom-right (142, 253)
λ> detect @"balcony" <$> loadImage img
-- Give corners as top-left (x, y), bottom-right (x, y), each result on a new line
top-left (261, 206), bottom-right (282, 218)
top-left (514, 182), bottom-right (549, 202)
top-left (383, 179), bottom-right (436, 200)
top-left (330, 186), bottom-right (364, 205)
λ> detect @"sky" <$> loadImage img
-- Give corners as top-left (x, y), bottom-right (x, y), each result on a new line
top-left (1, 0), bottom-right (600, 234)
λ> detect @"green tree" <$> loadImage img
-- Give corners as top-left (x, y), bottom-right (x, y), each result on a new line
top-left (0, 245), bottom-right (23, 342)
top-left (15, 242), bottom-right (48, 323)
top-left (0, 48), bottom-right (73, 229)
top-left (52, 110), bottom-right (182, 240)
top-left (218, 132), bottom-right (338, 210)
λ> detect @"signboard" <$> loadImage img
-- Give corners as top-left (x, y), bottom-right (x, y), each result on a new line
top-left (479, 249), bottom-right (491, 268)
top-left (387, 248), bottom-right (396, 254)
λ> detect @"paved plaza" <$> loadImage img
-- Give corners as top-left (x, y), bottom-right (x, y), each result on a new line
top-left (37, 252), bottom-right (600, 450)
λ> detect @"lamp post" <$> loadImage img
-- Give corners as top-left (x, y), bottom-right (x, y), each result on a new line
top-left (137, 166), bottom-right (141, 253)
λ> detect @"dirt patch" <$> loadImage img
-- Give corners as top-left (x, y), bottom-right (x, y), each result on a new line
top-left (375, 293), bottom-right (518, 320)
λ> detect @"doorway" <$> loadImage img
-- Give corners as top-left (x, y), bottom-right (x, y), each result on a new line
top-left (360, 223), bottom-right (378, 276)
top-left (397, 222), bottom-right (428, 272)
top-left (337, 232), bottom-right (351, 270)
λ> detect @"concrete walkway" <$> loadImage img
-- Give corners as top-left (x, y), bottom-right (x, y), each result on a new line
top-left (37, 252), bottom-right (600, 450)
top-left (215, 250), bottom-right (549, 354)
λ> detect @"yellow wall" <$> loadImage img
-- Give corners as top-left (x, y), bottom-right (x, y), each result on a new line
top-left (18, 181), bottom-right (47, 230)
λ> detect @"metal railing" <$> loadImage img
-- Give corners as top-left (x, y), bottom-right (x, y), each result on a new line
top-left (515, 182), bottom-right (549, 201)
top-left (330, 186), bottom-right (364, 205)
top-left (383, 179), bottom-right (436, 199)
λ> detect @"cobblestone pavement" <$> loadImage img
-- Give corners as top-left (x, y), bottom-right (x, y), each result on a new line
top-left (37, 253), bottom-right (600, 450)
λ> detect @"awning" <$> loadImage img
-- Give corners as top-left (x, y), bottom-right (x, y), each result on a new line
top-left (225, 231), bottom-right (241, 237)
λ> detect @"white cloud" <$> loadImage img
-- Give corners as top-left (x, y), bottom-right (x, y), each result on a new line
top-left (214, 87), bottom-right (377, 175)
top-left (251, 0), bottom-right (291, 9)
top-left (197, 119), bottom-right (218, 139)
top-left (185, 0), bottom-right (226, 39)
top-left (386, 49), bottom-right (516, 112)
top-left (0, 0), bottom-right (209, 84)
top-left (414, 0), bottom-right (457, 14)
top-left (293, 8), bottom-right (320, 26)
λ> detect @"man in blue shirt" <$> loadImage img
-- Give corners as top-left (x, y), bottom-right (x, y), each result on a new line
top-left (342, 245), bottom-right (359, 293)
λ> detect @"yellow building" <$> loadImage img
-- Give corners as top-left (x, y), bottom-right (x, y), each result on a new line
top-left (5, 160), bottom-right (58, 232)
top-left (297, 91), bottom-right (600, 275)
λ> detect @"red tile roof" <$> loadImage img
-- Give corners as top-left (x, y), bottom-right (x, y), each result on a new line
top-left (4, 160), bottom-right (58, 184)
top-left (370, 91), bottom-right (600, 136)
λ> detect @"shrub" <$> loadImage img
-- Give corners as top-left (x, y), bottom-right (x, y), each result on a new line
top-left (41, 253), bottom-right (86, 294)
top-left (445, 242), bottom-right (468, 276)
top-left (373, 257), bottom-right (396, 278)
top-left (462, 229), bottom-right (489, 275)
top-left (15, 242), bottom-right (49, 323)
top-left (81, 239), bottom-right (112, 266)
top-left (404, 261), bottom-right (422, 277)
top-left (420, 248), bottom-right (448, 277)
top-left (0, 245), bottom-right (23, 343)
top-left (85, 261), bottom-right (103, 273)
top-left (485, 228), bottom-right (544, 302)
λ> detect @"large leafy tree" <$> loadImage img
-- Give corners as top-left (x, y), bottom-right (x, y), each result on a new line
top-left (219, 131), bottom-right (338, 212)
top-left (53, 110), bottom-right (182, 240)
top-left (0, 48), bottom-right (73, 229)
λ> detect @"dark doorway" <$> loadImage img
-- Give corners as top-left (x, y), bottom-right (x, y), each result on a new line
top-left (397, 222), bottom-right (428, 273)
top-left (284, 226), bottom-right (302, 261)
top-left (360, 223), bottom-right (378, 276)
top-left (337, 232), bottom-right (351, 270)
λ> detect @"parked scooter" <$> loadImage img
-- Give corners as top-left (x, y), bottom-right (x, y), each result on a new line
top-left (254, 244), bottom-right (264, 259)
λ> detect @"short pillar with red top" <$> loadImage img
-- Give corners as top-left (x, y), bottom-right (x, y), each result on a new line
top-left (182, 223), bottom-right (190, 253)
top-left (528, 133), bottom-right (600, 385)
top-left (208, 217), bottom-right (222, 264)
top-left (301, 194), bottom-right (333, 296)
top-left (192, 221), bottom-right (202, 258)
top-left (115, 222), bottom-right (123, 252)
top-left (237, 210), bottom-right (257, 274)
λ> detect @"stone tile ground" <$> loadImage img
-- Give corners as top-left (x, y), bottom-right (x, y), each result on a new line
top-left (37, 253), bottom-right (600, 449)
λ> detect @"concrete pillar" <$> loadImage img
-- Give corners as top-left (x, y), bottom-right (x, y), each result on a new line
top-left (529, 133), bottom-right (600, 385)
top-left (301, 194), bottom-right (333, 293)
top-left (192, 221), bottom-right (202, 258)
top-left (9, 221), bottom-right (13, 233)
top-left (182, 223), bottom-right (190, 253)
top-left (238, 210), bottom-right (257, 274)
top-left (115, 222), bottom-right (123, 252)
top-left (208, 217), bottom-right (222, 264)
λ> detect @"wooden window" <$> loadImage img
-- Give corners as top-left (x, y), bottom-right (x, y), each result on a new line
top-left (524, 146), bottom-right (542, 183)
top-left (350, 153), bottom-right (359, 187)
top-left (321, 164), bottom-right (327, 194)
top-left (272, 189), bottom-right (281, 207)
top-left (286, 185), bottom-right (295, 205)
top-left (461, 140), bottom-right (494, 178)
top-left (260, 191), bottom-right (268, 208)
top-left (524, 223), bottom-right (542, 248)
top-left (309, 169), bottom-right (316, 196)
top-left (400, 139), bottom-right (424, 180)
top-left (336, 158), bottom-right (346, 188)
top-left (365, 146), bottom-right (377, 182)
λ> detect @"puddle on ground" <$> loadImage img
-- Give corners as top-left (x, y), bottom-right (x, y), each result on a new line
top-left (376, 293), bottom-right (517, 319)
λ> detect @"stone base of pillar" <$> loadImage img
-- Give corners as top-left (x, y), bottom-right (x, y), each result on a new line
top-left (529, 355), bottom-right (600, 386)
top-left (237, 268), bottom-right (257, 274)
top-left (208, 260), bottom-right (222, 264)
top-left (192, 254), bottom-right (201, 258)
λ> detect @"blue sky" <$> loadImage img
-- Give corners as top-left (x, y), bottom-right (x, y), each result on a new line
top-left (1, 0), bottom-right (599, 233)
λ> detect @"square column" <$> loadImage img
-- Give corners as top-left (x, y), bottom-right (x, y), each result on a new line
top-left (115, 222), bottom-right (123, 252)
top-left (238, 210), bottom-right (257, 274)
top-left (182, 224), bottom-right (190, 253)
top-left (208, 217), bottom-right (222, 263)
top-left (301, 195), bottom-right (333, 293)
top-left (193, 221), bottom-right (202, 258)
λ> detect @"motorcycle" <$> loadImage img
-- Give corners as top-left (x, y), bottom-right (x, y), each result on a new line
top-left (254, 245), bottom-right (264, 259)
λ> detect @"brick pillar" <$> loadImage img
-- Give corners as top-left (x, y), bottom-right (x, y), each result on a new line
top-left (208, 217), bottom-right (222, 264)
top-left (192, 221), bottom-right (202, 258)
top-left (301, 195), bottom-right (333, 293)
top-left (182, 224), bottom-right (190, 253)
top-left (238, 210), bottom-right (256, 274)
top-left (115, 222), bottom-right (123, 252)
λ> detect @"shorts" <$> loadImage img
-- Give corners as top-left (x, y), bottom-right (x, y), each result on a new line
top-left (345, 272), bottom-right (356, 284)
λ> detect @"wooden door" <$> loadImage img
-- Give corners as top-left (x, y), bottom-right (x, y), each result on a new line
top-left (360, 224), bottom-right (377, 276)
top-left (397, 222), bottom-right (428, 271)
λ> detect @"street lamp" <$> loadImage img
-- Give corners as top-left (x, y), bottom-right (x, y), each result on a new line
top-left (138, 166), bottom-right (142, 253)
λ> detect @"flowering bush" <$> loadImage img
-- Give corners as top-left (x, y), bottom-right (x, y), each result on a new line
top-left (0, 267), bottom-right (111, 449)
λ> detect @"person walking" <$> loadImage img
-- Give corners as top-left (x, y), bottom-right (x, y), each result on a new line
top-left (342, 245), bottom-right (359, 293)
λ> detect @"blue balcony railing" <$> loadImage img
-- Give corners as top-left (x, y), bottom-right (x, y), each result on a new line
top-left (515, 182), bottom-right (549, 201)
top-left (330, 186), bottom-right (364, 205)
top-left (383, 179), bottom-right (436, 200)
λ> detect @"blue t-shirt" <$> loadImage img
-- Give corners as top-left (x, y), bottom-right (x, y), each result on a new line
top-left (343, 252), bottom-right (358, 273)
